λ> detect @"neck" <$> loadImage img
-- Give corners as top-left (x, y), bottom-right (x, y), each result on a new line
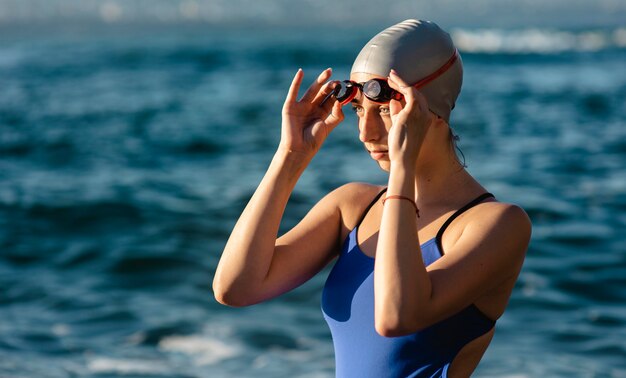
top-left (412, 154), bottom-right (478, 208)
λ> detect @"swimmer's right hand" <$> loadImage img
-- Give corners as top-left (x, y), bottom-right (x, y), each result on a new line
top-left (279, 68), bottom-right (344, 159)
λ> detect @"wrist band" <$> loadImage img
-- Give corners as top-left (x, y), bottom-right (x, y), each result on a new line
top-left (382, 195), bottom-right (421, 218)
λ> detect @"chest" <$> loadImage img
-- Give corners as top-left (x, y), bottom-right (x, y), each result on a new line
top-left (353, 203), bottom-right (466, 258)
top-left (322, 228), bottom-right (442, 323)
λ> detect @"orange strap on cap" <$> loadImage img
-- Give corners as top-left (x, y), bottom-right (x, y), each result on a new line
top-left (413, 49), bottom-right (459, 90)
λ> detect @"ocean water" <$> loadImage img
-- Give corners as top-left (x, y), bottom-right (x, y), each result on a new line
top-left (0, 24), bottom-right (625, 377)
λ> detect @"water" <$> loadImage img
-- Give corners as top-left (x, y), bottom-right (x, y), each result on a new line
top-left (0, 24), bottom-right (625, 377)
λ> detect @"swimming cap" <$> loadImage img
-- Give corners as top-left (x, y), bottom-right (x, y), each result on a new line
top-left (351, 19), bottom-right (462, 122)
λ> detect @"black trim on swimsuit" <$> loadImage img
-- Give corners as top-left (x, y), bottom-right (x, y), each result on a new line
top-left (355, 189), bottom-right (495, 256)
top-left (435, 192), bottom-right (495, 255)
top-left (355, 187), bottom-right (388, 229)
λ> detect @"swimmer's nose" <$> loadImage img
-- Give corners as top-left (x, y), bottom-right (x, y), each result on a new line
top-left (358, 111), bottom-right (386, 143)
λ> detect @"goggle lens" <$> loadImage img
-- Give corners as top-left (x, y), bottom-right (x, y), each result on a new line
top-left (332, 79), bottom-right (402, 105)
top-left (363, 79), bottom-right (401, 103)
top-left (335, 81), bottom-right (357, 104)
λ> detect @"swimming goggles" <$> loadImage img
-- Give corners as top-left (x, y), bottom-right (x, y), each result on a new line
top-left (322, 49), bottom-right (459, 106)
top-left (324, 79), bottom-right (403, 105)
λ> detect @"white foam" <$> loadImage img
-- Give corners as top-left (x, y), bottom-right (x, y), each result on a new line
top-left (578, 31), bottom-right (609, 51)
top-left (451, 28), bottom-right (622, 54)
top-left (158, 334), bottom-right (241, 366)
top-left (51, 323), bottom-right (71, 337)
top-left (99, 1), bottom-right (123, 23)
top-left (179, 1), bottom-right (200, 20)
top-left (87, 357), bottom-right (168, 375)
top-left (613, 27), bottom-right (626, 47)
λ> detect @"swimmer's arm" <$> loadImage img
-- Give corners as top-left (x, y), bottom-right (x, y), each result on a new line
top-left (373, 168), bottom-right (426, 335)
top-left (419, 205), bottom-right (529, 328)
top-left (213, 159), bottom-right (360, 307)
top-left (214, 68), bottom-right (346, 307)
top-left (213, 150), bottom-right (334, 306)
top-left (374, 170), bottom-right (531, 336)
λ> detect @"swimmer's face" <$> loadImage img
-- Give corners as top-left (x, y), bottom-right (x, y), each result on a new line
top-left (349, 72), bottom-right (444, 172)
top-left (349, 72), bottom-right (395, 172)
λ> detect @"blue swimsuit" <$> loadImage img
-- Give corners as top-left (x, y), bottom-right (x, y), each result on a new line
top-left (322, 189), bottom-right (496, 378)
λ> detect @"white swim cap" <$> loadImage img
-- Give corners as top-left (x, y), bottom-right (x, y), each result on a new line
top-left (351, 19), bottom-right (462, 122)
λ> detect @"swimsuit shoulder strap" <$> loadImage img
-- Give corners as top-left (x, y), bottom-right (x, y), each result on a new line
top-left (355, 187), bottom-right (388, 229)
top-left (435, 192), bottom-right (495, 255)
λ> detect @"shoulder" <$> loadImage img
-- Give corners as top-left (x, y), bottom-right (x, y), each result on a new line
top-left (323, 182), bottom-right (386, 229)
top-left (470, 201), bottom-right (531, 238)
top-left (462, 200), bottom-right (532, 260)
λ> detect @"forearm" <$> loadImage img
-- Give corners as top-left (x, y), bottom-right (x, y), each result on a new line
top-left (374, 166), bottom-right (432, 335)
top-left (213, 148), bottom-right (310, 303)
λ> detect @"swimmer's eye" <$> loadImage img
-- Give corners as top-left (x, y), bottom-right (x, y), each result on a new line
top-left (351, 105), bottom-right (364, 116)
top-left (379, 107), bottom-right (390, 116)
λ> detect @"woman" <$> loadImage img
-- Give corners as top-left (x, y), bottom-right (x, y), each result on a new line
top-left (213, 19), bottom-right (531, 377)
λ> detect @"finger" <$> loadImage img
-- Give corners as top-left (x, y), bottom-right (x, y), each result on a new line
top-left (389, 69), bottom-right (432, 116)
top-left (316, 80), bottom-right (339, 111)
top-left (413, 90), bottom-right (430, 115)
top-left (389, 97), bottom-right (403, 116)
top-left (398, 80), bottom-right (428, 115)
top-left (324, 99), bottom-right (345, 130)
top-left (319, 80), bottom-right (340, 106)
top-left (388, 69), bottom-right (418, 106)
top-left (284, 68), bottom-right (304, 105)
top-left (300, 68), bottom-right (332, 103)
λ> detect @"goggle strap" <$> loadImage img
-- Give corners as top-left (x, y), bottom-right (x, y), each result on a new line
top-left (413, 49), bottom-right (459, 90)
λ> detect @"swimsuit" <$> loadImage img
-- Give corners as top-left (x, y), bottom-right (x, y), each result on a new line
top-left (321, 188), bottom-right (496, 378)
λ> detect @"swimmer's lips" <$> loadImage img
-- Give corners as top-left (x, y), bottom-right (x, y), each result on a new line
top-left (369, 149), bottom-right (388, 160)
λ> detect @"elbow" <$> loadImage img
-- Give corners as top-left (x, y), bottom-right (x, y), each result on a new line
top-left (375, 320), bottom-right (412, 338)
top-left (375, 314), bottom-right (423, 338)
top-left (375, 307), bottom-right (432, 337)
top-left (375, 324), bottom-right (406, 338)
top-left (213, 292), bottom-right (250, 307)
top-left (212, 278), bottom-right (255, 307)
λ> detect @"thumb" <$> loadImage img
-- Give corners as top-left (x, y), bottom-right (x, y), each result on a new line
top-left (389, 98), bottom-right (404, 117)
top-left (324, 100), bottom-right (345, 130)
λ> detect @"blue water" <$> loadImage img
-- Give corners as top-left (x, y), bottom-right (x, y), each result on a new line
top-left (1, 25), bottom-right (625, 377)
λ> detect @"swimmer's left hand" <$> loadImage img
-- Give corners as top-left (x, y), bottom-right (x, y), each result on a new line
top-left (386, 69), bottom-right (433, 168)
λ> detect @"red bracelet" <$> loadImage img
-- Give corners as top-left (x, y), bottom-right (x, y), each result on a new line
top-left (382, 195), bottom-right (421, 218)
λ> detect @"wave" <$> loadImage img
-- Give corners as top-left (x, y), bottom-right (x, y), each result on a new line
top-left (87, 357), bottom-right (170, 375)
top-left (159, 334), bottom-right (242, 366)
top-left (452, 27), bottom-right (626, 54)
